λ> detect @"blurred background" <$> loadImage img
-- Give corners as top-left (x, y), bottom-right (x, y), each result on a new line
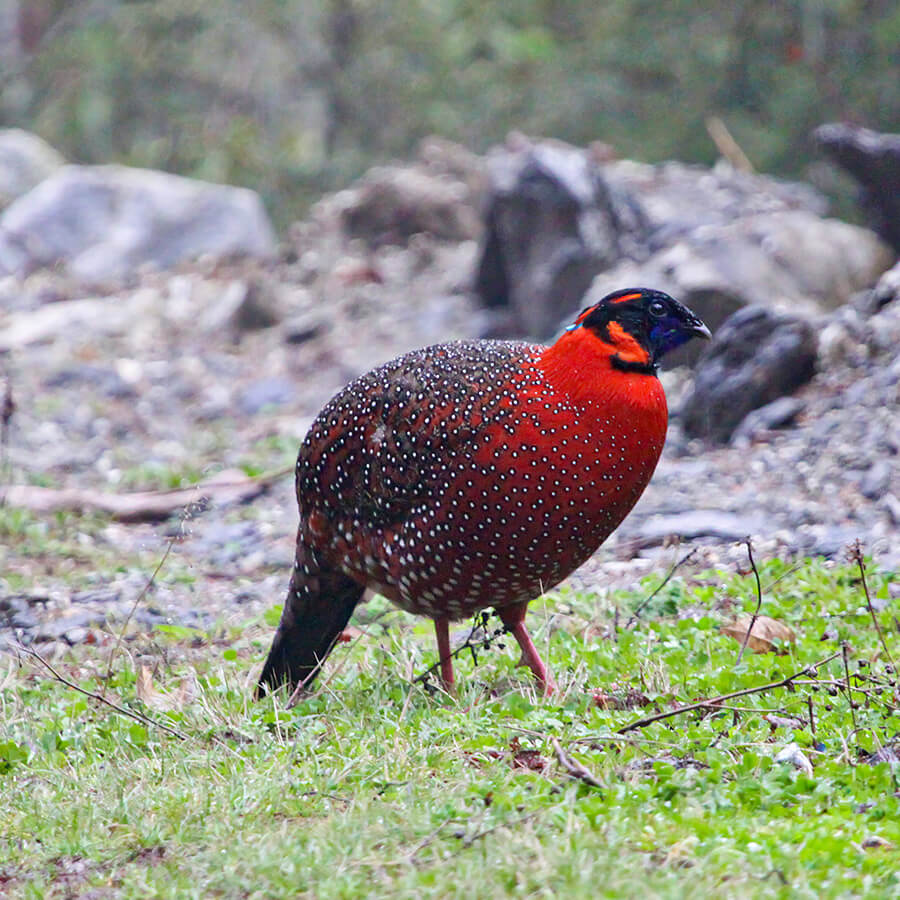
top-left (2, 0), bottom-right (898, 229)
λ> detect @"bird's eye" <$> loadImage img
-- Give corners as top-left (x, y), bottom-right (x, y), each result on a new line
top-left (649, 300), bottom-right (666, 317)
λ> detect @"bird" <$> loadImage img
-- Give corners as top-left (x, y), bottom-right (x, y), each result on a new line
top-left (257, 287), bottom-right (710, 697)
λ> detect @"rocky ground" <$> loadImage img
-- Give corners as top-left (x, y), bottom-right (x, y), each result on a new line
top-left (0, 148), bottom-right (898, 659)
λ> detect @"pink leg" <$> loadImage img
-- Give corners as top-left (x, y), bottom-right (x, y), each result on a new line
top-left (497, 602), bottom-right (555, 695)
top-left (434, 617), bottom-right (454, 690)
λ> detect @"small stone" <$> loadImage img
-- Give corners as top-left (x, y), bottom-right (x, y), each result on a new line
top-left (774, 742), bottom-right (814, 776)
top-left (34, 611), bottom-right (106, 644)
top-left (881, 493), bottom-right (900, 526)
top-left (283, 311), bottom-right (325, 345)
top-left (731, 396), bottom-right (805, 445)
top-left (860, 460), bottom-right (892, 500)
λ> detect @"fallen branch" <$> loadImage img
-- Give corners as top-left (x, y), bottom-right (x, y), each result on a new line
top-left (616, 650), bottom-right (842, 734)
top-left (551, 737), bottom-right (602, 788)
top-left (1, 466), bottom-right (291, 522)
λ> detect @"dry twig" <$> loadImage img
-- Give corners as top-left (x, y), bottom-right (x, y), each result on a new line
top-left (412, 612), bottom-right (507, 688)
top-left (551, 737), bottom-right (603, 788)
top-left (735, 538), bottom-right (763, 667)
top-left (627, 545), bottom-right (699, 627)
top-left (842, 642), bottom-right (859, 737)
top-left (616, 650), bottom-right (842, 734)
top-left (849, 540), bottom-right (894, 668)
top-left (16, 644), bottom-right (189, 741)
top-left (103, 533), bottom-right (179, 691)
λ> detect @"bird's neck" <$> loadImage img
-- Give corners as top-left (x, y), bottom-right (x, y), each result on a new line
top-left (537, 327), bottom-right (669, 433)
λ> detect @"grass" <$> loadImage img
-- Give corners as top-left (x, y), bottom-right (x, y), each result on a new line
top-left (1, 554), bottom-right (898, 898)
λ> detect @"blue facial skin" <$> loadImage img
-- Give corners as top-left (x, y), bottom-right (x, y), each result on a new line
top-left (649, 315), bottom-right (697, 360)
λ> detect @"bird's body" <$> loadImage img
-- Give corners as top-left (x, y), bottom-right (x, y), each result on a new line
top-left (259, 288), bottom-right (709, 696)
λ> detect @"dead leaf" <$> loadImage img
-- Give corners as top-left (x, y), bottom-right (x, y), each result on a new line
top-left (135, 665), bottom-right (194, 712)
top-left (509, 737), bottom-right (550, 774)
top-left (1, 467), bottom-right (288, 522)
top-left (592, 683), bottom-right (651, 710)
top-left (135, 665), bottom-right (158, 706)
top-left (860, 835), bottom-right (894, 850)
top-left (722, 615), bottom-right (796, 654)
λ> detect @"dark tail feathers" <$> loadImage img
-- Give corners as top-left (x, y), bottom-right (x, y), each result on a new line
top-left (256, 537), bottom-right (363, 698)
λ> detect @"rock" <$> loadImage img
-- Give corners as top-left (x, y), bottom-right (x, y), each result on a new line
top-left (474, 139), bottom-right (649, 337)
top-left (0, 165), bottom-right (276, 283)
top-left (815, 123), bottom-right (900, 252)
top-left (238, 376), bottom-right (295, 415)
top-left (44, 364), bottom-right (137, 399)
top-left (0, 290), bottom-right (157, 351)
top-left (0, 129), bottom-right (65, 209)
top-left (283, 309), bottom-right (326, 345)
top-left (681, 306), bottom-right (818, 443)
top-left (860, 460), bottom-right (892, 500)
top-left (475, 140), bottom-right (892, 346)
top-left (33, 610), bottom-right (107, 644)
top-left (199, 280), bottom-right (281, 334)
top-left (730, 396), bottom-right (805, 446)
top-left (587, 210), bottom-right (892, 359)
top-left (626, 510), bottom-right (768, 546)
top-left (798, 525), bottom-right (863, 558)
top-left (882, 493), bottom-right (900, 526)
top-left (774, 742), bottom-right (814, 776)
top-left (0, 595), bottom-right (39, 630)
top-left (605, 158), bottom-right (829, 240)
top-left (861, 259), bottom-right (900, 314)
top-left (337, 165), bottom-right (480, 247)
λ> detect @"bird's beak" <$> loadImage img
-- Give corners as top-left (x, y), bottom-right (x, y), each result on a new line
top-left (690, 320), bottom-right (712, 340)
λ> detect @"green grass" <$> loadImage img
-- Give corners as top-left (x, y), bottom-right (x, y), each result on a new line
top-left (1, 558), bottom-right (898, 898)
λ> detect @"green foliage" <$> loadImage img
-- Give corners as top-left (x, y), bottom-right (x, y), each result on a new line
top-left (3, 1), bottom-right (898, 228)
top-left (1, 557), bottom-right (898, 897)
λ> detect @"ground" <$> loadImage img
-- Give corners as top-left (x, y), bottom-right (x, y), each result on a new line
top-left (0, 219), bottom-right (898, 897)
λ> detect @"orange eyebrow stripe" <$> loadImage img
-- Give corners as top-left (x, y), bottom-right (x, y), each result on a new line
top-left (609, 292), bottom-right (643, 304)
top-left (607, 321), bottom-right (650, 364)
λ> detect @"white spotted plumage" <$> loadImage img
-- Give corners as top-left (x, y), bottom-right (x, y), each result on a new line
top-left (297, 338), bottom-right (663, 621)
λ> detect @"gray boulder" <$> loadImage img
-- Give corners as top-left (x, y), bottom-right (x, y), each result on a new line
top-left (474, 139), bottom-right (649, 337)
top-left (0, 164), bottom-right (276, 283)
top-left (0, 128), bottom-right (65, 209)
top-left (472, 142), bottom-right (893, 346)
top-left (815, 123), bottom-right (900, 253)
top-left (587, 208), bottom-right (892, 365)
top-left (680, 306), bottom-right (818, 443)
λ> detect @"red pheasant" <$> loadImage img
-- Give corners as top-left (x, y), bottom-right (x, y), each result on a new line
top-left (258, 288), bottom-right (709, 696)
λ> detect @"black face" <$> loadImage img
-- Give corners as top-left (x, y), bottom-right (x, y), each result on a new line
top-left (578, 288), bottom-right (711, 371)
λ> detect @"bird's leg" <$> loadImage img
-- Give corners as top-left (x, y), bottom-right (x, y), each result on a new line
top-left (434, 617), bottom-right (455, 690)
top-left (497, 602), bottom-right (555, 695)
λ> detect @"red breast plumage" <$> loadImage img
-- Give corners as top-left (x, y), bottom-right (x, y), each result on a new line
top-left (258, 288), bottom-right (710, 697)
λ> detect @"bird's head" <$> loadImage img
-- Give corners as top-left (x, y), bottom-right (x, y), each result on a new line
top-left (564, 288), bottom-right (711, 373)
